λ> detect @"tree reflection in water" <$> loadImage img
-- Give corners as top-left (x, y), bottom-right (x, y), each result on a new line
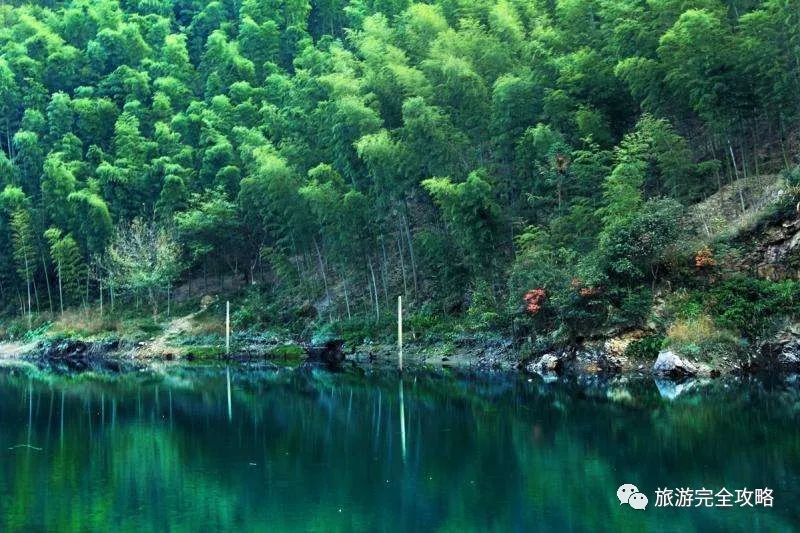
top-left (0, 366), bottom-right (797, 531)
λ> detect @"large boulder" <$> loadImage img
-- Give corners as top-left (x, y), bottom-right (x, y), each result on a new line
top-left (570, 346), bottom-right (622, 374)
top-left (778, 347), bottom-right (800, 370)
top-left (757, 218), bottom-right (800, 280)
top-left (757, 337), bottom-right (800, 372)
top-left (523, 352), bottom-right (564, 382)
top-left (527, 353), bottom-right (562, 375)
top-left (652, 350), bottom-right (697, 378)
top-left (524, 344), bottom-right (624, 378)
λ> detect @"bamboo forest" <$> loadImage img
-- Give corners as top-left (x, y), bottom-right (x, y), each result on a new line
top-left (1, 0), bottom-right (800, 531)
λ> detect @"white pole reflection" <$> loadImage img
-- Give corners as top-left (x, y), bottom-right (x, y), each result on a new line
top-left (59, 390), bottom-right (64, 449)
top-left (399, 379), bottom-right (406, 464)
top-left (226, 366), bottom-right (233, 421)
top-left (27, 380), bottom-right (32, 447)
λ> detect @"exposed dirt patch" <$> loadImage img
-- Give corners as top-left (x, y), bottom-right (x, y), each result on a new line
top-left (138, 312), bottom-right (201, 359)
top-left (0, 341), bottom-right (37, 359)
top-left (689, 174), bottom-right (786, 239)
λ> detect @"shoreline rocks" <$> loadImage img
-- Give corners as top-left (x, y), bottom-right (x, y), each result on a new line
top-left (525, 353), bottom-right (562, 376)
top-left (5, 327), bottom-right (800, 380)
top-left (35, 338), bottom-right (132, 373)
top-left (756, 336), bottom-right (800, 372)
top-left (652, 350), bottom-right (698, 378)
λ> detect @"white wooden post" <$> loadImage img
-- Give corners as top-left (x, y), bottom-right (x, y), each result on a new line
top-left (397, 295), bottom-right (403, 372)
top-left (225, 300), bottom-right (230, 356)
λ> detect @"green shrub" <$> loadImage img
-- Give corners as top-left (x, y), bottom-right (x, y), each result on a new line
top-left (674, 298), bottom-right (703, 320)
top-left (268, 343), bottom-right (304, 361)
top-left (598, 198), bottom-right (684, 284)
top-left (177, 333), bottom-right (223, 346)
top-left (787, 164), bottom-right (800, 187)
top-left (466, 281), bottom-right (504, 330)
top-left (624, 334), bottom-right (664, 360)
top-left (182, 345), bottom-right (225, 359)
top-left (704, 277), bottom-right (799, 338)
top-left (406, 308), bottom-right (456, 341)
top-left (664, 314), bottom-right (741, 361)
top-left (128, 318), bottom-right (163, 336)
top-left (313, 316), bottom-right (394, 347)
top-left (1, 315), bottom-right (51, 341)
top-left (508, 230), bottom-right (607, 341)
top-left (407, 310), bottom-right (440, 332)
top-left (606, 287), bottom-right (653, 328)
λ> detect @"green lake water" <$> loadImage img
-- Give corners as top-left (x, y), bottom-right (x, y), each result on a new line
top-left (0, 366), bottom-right (798, 532)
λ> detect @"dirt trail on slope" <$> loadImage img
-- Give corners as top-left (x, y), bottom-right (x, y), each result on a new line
top-left (141, 311), bottom-right (201, 358)
top-left (0, 341), bottom-right (38, 359)
top-left (689, 174), bottom-right (785, 237)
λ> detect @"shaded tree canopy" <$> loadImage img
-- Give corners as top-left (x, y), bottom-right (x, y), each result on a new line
top-left (0, 0), bottom-right (798, 341)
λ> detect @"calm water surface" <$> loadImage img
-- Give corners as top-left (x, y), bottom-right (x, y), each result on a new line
top-left (0, 365), bottom-right (798, 532)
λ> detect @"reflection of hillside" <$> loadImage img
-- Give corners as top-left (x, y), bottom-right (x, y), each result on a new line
top-left (0, 368), bottom-right (798, 530)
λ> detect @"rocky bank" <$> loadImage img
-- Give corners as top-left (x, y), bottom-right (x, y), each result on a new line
top-left (4, 323), bottom-right (800, 383)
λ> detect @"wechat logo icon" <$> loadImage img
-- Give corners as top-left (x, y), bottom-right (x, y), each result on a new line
top-left (618, 484), bottom-right (648, 510)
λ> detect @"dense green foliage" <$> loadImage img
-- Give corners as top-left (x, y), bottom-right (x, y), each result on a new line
top-left (692, 276), bottom-right (800, 339)
top-left (0, 0), bottom-right (798, 346)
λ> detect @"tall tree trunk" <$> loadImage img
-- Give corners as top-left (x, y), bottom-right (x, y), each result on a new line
top-left (5, 117), bottom-right (13, 159)
top-left (41, 253), bottom-right (53, 314)
top-left (379, 235), bottom-right (389, 305)
top-left (401, 208), bottom-right (419, 298)
top-left (249, 248), bottom-right (260, 285)
top-left (728, 139), bottom-right (746, 213)
top-left (708, 139), bottom-right (722, 189)
top-left (342, 274), bottom-right (351, 320)
top-left (33, 277), bottom-right (40, 313)
top-left (148, 287), bottom-right (157, 317)
top-left (314, 237), bottom-right (331, 306)
top-left (779, 116), bottom-right (791, 170)
top-left (751, 113), bottom-right (760, 178)
top-left (368, 258), bottom-right (380, 322)
top-left (24, 254), bottom-right (32, 329)
top-left (364, 270), bottom-right (372, 315)
top-left (396, 233), bottom-right (408, 298)
top-left (57, 259), bottom-right (63, 316)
